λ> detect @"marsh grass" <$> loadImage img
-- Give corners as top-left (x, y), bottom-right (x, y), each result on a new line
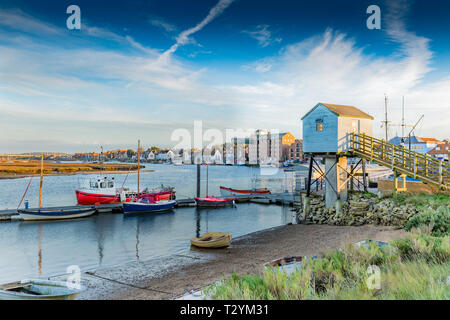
top-left (209, 232), bottom-right (450, 300)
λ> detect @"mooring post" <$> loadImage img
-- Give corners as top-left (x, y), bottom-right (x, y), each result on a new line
top-left (196, 164), bottom-right (201, 198)
top-left (303, 155), bottom-right (314, 222)
top-left (362, 158), bottom-right (368, 192)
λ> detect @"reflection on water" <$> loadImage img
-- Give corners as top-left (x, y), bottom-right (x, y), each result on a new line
top-left (0, 203), bottom-right (293, 283)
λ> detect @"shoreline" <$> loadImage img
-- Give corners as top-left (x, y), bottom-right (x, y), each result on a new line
top-left (53, 223), bottom-right (405, 300)
top-left (0, 170), bottom-right (155, 180)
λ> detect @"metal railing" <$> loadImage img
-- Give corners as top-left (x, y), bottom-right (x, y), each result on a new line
top-left (350, 133), bottom-right (449, 190)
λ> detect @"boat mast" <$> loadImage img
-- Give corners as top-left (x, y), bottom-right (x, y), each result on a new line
top-left (206, 164), bottom-right (209, 197)
top-left (38, 154), bottom-right (44, 209)
top-left (137, 139), bottom-right (140, 195)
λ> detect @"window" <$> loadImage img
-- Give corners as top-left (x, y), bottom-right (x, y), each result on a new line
top-left (100, 182), bottom-right (107, 188)
top-left (315, 119), bottom-right (323, 132)
top-left (108, 181), bottom-right (114, 188)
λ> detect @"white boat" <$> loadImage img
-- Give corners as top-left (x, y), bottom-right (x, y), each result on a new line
top-left (0, 279), bottom-right (83, 300)
top-left (18, 207), bottom-right (96, 221)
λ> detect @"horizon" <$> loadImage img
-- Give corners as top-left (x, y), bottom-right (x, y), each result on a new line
top-left (1, 0), bottom-right (450, 153)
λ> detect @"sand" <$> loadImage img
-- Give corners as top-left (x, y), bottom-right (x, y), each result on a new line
top-left (60, 223), bottom-right (405, 300)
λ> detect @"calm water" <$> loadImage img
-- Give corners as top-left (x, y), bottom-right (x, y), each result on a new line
top-left (0, 165), bottom-right (296, 283)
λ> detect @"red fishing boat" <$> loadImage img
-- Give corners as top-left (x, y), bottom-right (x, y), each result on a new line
top-left (75, 176), bottom-right (174, 205)
top-left (195, 196), bottom-right (237, 208)
top-left (219, 186), bottom-right (271, 197)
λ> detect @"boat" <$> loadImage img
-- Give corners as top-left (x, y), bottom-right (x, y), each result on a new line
top-left (0, 279), bottom-right (83, 300)
top-left (18, 207), bottom-right (96, 221)
top-left (195, 164), bottom-right (237, 207)
top-left (190, 232), bottom-right (232, 248)
top-left (263, 256), bottom-right (317, 276)
top-left (75, 176), bottom-right (175, 205)
top-left (219, 186), bottom-right (271, 197)
top-left (195, 196), bottom-right (236, 208)
top-left (123, 199), bottom-right (176, 214)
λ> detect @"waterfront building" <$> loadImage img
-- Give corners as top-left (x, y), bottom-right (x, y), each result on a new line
top-left (286, 139), bottom-right (304, 162)
top-left (302, 103), bottom-right (373, 154)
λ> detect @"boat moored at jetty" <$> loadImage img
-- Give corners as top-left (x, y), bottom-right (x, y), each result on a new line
top-left (75, 176), bottom-right (175, 205)
top-left (122, 199), bottom-right (176, 214)
top-left (219, 186), bottom-right (271, 197)
top-left (18, 207), bottom-right (96, 221)
top-left (195, 196), bottom-right (237, 208)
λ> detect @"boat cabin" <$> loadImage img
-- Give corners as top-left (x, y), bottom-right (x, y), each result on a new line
top-left (301, 103), bottom-right (374, 154)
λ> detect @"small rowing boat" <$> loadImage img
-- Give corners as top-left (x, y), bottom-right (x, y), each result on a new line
top-left (195, 196), bottom-right (236, 208)
top-left (18, 207), bottom-right (96, 221)
top-left (122, 199), bottom-right (176, 214)
top-left (190, 232), bottom-right (232, 248)
top-left (220, 186), bottom-right (271, 197)
top-left (0, 279), bottom-right (83, 300)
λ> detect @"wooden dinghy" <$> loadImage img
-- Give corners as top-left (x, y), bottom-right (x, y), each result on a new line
top-left (0, 279), bottom-right (83, 300)
top-left (190, 232), bottom-right (232, 248)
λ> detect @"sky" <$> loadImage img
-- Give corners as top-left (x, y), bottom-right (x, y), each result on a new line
top-left (0, 0), bottom-right (449, 153)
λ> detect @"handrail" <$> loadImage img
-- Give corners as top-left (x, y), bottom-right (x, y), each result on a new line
top-left (350, 132), bottom-right (449, 190)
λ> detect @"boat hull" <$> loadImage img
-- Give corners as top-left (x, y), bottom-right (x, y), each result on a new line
top-left (75, 190), bottom-right (119, 205)
top-left (190, 232), bottom-right (232, 248)
top-left (123, 200), bottom-right (176, 214)
top-left (0, 279), bottom-right (83, 300)
top-left (18, 208), bottom-right (96, 221)
top-left (219, 186), bottom-right (270, 197)
top-left (195, 197), bottom-right (236, 208)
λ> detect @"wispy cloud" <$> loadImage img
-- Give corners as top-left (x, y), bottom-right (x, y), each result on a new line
top-left (160, 0), bottom-right (234, 62)
top-left (242, 25), bottom-right (282, 48)
top-left (0, 8), bottom-right (62, 35)
top-left (149, 17), bottom-right (177, 33)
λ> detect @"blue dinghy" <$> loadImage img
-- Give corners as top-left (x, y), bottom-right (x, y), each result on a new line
top-left (123, 199), bottom-right (176, 214)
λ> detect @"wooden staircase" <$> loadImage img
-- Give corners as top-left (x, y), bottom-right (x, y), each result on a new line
top-left (350, 133), bottom-right (449, 190)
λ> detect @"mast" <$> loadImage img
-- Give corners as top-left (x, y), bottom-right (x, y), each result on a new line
top-left (401, 96), bottom-right (405, 140)
top-left (38, 154), bottom-right (44, 209)
top-left (206, 164), bottom-right (209, 197)
top-left (137, 139), bottom-right (140, 195)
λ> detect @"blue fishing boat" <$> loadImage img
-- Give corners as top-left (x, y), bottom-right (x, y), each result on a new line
top-left (122, 199), bottom-right (176, 214)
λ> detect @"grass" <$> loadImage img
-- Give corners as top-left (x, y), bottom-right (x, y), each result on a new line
top-left (0, 160), bottom-right (140, 175)
top-left (208, 231), bottom-right (450, 300)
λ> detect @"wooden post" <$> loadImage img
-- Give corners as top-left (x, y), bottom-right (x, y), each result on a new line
top-left (137, 139), bottom-right (140, 195)
top-left (206, 164), bottom-right (209, 197)
top-left (350, 164), bottom-right (354, 191)
top-left (362, 158), bottom-right (368, 192)
top-left (38, 154), bottom-right (44, 209)
top-left (196, 164), bottom-right (201, 197)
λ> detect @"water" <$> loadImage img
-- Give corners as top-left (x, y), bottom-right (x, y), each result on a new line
top-left (0, 164), bottom-right (296, 283)
top-left (0, 163), bottom-right (294, 210)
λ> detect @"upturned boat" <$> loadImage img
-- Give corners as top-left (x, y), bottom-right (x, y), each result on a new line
top-left (18, 207), bottom-right (96, 221)
top-left (122, 199), bottom-right (176, 214)
top-left (195, 196), bottom-right (236, 208)
top-left (190, 232), bottom-right (232, 248)
top-left (219, 186), bottom-right (271, 197)
top-left (0, 279), bottom-right (83, 300)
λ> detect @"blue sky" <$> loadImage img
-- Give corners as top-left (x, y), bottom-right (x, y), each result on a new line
top-left (0, 0), bottom-right (449, 152)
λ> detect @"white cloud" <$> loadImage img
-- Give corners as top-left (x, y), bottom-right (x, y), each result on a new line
top-left (149, 18), bottom-right (177, 33)
top-left (242, 25), bottom-right (282, 48)
top-left (159, 0), bottom-right (234, 62)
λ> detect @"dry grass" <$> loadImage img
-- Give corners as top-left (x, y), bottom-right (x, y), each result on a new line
top-left (0, 160), bottom-right (139, 175)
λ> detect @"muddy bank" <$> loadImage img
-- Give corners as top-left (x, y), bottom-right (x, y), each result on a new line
top-left (53, 224), bottom-right (405, 300)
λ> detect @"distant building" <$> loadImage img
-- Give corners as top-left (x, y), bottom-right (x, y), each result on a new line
top-left (286, 139), bottom-right (304, 162)
top-left (155, 150), bottom-right (174, 161)
top-left (389, 136), bottom-right (440, 154)
top-left (428, 140), bottom-right (449, 160)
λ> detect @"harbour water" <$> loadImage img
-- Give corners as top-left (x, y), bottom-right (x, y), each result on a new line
top-left (0, 164), bottom-right (297, 283)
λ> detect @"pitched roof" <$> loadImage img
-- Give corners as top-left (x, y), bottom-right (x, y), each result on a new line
top-left (301, 103), bottom-right (374, 120)
top-left (417, 137), bottom-right (441, 143)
